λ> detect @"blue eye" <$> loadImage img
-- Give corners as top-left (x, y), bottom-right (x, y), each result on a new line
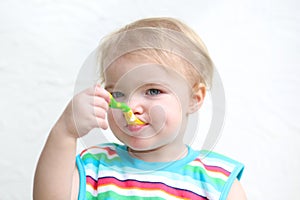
top-left (146, 89), bottom-right (161, 96)
top-left (111, 91), bottom-right (124, 99)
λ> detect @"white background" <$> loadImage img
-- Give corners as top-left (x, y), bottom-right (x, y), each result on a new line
top-left (1, 0), bottom-right (299, 199)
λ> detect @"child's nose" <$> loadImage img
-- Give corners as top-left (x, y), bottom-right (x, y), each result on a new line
top-left (127, 96), bottom-right (144, 115)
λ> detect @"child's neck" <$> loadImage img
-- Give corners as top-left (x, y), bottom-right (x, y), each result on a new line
top-left (127, 142), bottom-right (188, 163)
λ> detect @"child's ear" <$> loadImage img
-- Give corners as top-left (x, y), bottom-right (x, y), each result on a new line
top-left (188, 83), bottom-right (206, 114)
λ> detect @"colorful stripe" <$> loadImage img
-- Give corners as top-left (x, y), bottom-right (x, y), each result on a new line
top-left (87, 176), bottom-right (208, 199)
top-left (76, 143), bottom-right (244, 200)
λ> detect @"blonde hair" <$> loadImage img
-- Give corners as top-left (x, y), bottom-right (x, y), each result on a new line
top-left (98, 17), bottom-right (214, 89)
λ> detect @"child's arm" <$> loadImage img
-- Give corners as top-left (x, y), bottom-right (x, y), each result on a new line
top-left (227, 179), bottom-right (247, 200)
top-left (33, 85), bottom-right (110, 200)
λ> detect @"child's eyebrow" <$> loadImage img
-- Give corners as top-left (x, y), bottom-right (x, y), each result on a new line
top-left (104, 85), bottom-right (114, 91)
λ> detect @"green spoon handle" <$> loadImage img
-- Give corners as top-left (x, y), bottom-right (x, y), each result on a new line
top-left (109, 94), bottom-right (131, 112)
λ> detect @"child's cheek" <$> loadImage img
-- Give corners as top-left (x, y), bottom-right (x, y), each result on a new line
top-left (148, 103), bottom-right (182, 133)
top-left (148, 105), bottom-right (166, 132)
top-left (107, 110), bottom-right (126, 129)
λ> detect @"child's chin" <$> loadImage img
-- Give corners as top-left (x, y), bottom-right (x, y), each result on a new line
top-left (126, 141), bottom-right (161, 152)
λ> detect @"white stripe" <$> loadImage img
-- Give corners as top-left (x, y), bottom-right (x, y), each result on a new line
top-left (97, 169), bottom-right (220, 198)
top-left (85, 167), bottom-right (97, 178)
top-left (197, 156), bottom-right (235, 172)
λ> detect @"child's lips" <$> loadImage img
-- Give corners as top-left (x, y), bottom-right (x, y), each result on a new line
top-left (127, 124), bottom-right (147, 132)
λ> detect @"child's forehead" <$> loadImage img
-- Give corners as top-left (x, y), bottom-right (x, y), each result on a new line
top-left (111, 53), bottom-right (155, 67)
top-left (106, 60), bottom-right (175, 81)
top-left (112, 52), bottom-right (170, 66)
top-left (103, 50), bottom-right (201, 90)
top-left (104, 60), bottom-right (192, 93)
top-left (106, 51), bottom-right (187, 76)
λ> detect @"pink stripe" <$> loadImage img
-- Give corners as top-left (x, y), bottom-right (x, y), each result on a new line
top-left (80, 146), bottom-right (117, 156)
top-left (195, 158), bottom-right (230, 177)
top-left (86, 176), bottom-right (97, 189)
top-left (102, 146), bottom-right (117, 156)
top-left (98, 177), bottom-right (208, 200)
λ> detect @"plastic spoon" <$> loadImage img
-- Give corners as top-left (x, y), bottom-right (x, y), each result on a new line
top-left (109, 94), bottom-right (145, 125)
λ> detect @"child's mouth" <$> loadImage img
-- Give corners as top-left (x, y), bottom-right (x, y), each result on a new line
top-left (127, 124), bottom-right (146, 132)
top-left (125, 124), bottom-right (159, 139)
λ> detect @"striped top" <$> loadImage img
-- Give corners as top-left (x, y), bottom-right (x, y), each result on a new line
top-left (76, 143), bottom-right (244, 200)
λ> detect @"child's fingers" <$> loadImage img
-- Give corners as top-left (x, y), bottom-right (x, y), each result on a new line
top-left (92, 84), bottom-right (111, 103)
top-left (92, 96), bottom-right (109, 110)
top-left (95, 117), bottom-right (109, 130)
top-left (93, 107), bottom-right (107, 119)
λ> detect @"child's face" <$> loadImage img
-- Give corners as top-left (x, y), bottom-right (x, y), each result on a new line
top-left (104, 54), bottom-right (195, 151)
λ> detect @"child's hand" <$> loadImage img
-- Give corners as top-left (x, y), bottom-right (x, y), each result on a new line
top-left (57, 84), bottom-right (111, 138)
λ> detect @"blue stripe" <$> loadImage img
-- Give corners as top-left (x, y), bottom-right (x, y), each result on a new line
top-left (76, 155), bottom-right (86, 200)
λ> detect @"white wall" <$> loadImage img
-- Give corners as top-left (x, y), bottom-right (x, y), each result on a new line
top-left (0, 0), bottom-right (299, 199)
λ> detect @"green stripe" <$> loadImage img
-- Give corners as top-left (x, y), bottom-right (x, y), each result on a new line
top-left (86, 190), bottom-right (166, 200)
top-left (82, 152), bottom-right (121, 163)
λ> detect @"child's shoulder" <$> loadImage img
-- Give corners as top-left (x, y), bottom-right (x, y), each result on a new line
top-left (191, 149), bottom-right (244, 180)
top-left (199, 149), bottom-right (244, 168)
top-left (185, 148), bottom-right (245, 200)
